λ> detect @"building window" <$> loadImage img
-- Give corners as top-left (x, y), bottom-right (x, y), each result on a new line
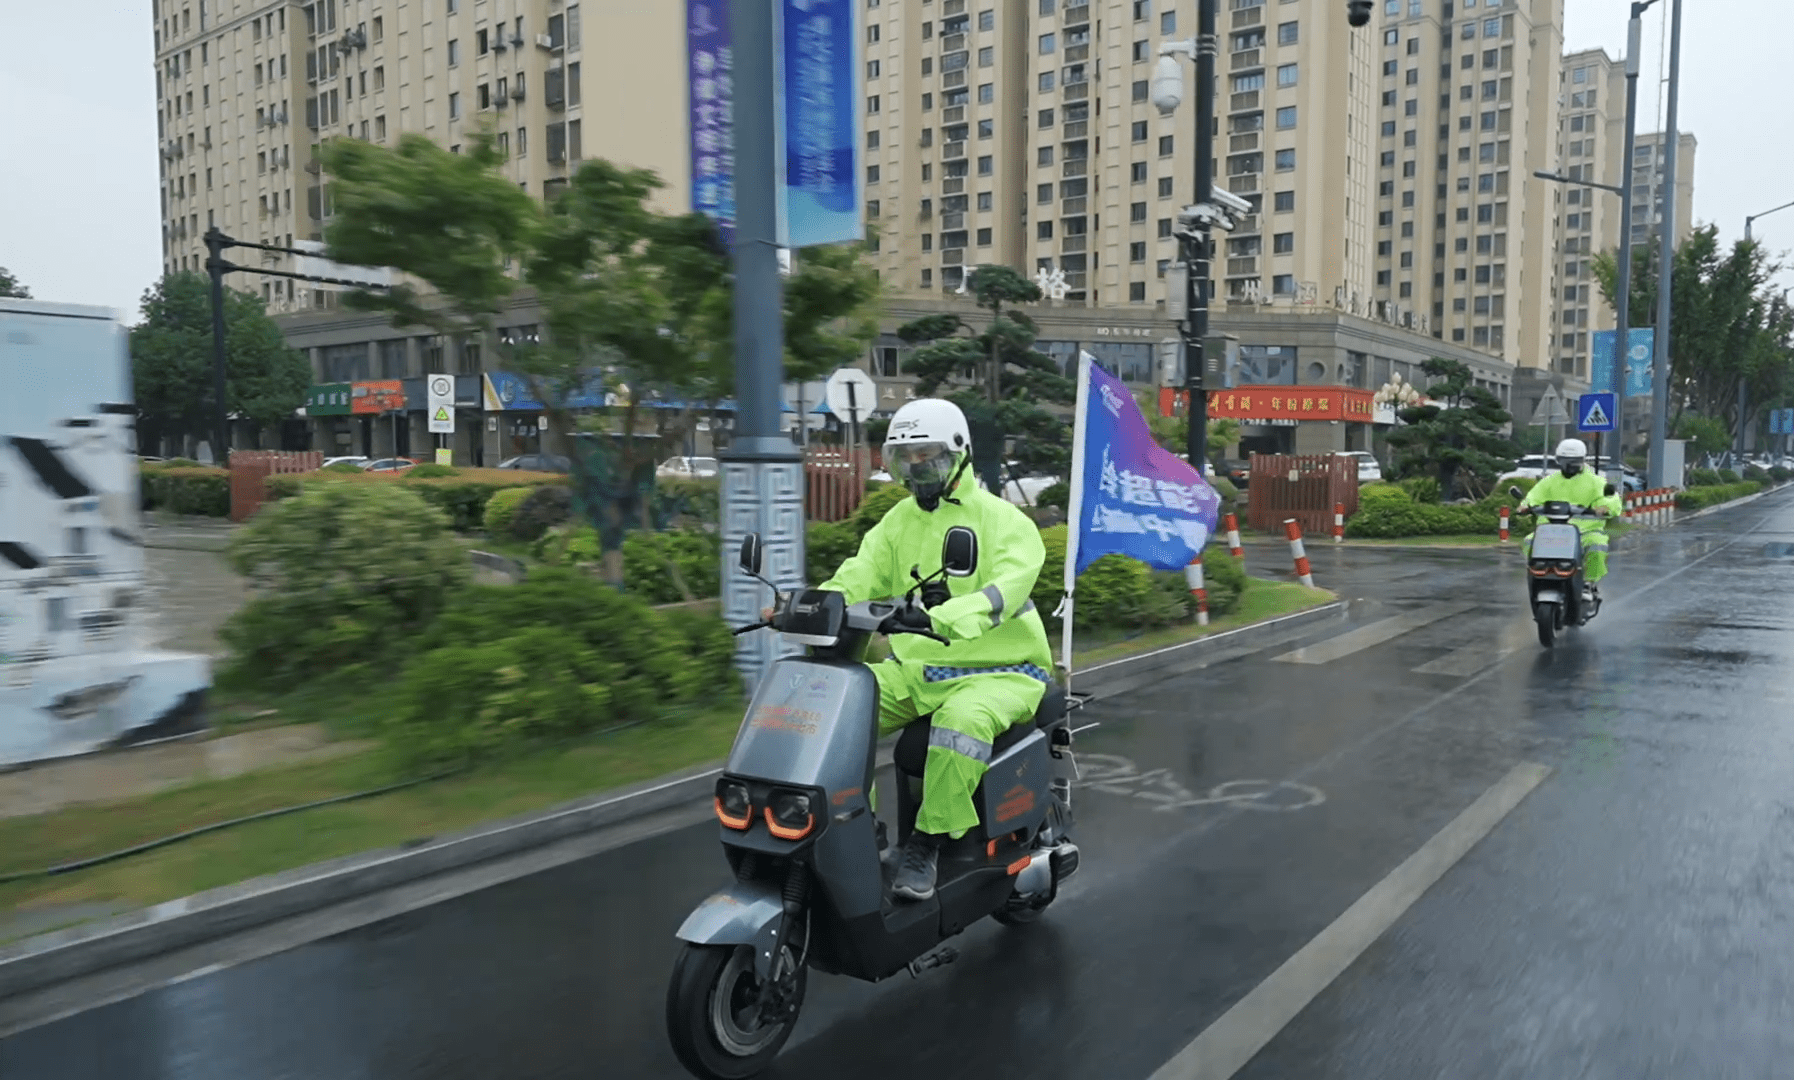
top-left (1158, 177), bottom-right (1174, 197)
top-left (1038, 146), bottom-right (1054, 166)
top-left (1038, 72), bottom-right (1055, 92)
top-left (448, 39), bottom-right (460, 65)
top-left (1129, 281), bottom-right (1147, 303)
top-left (1132, 120), bottom-right (1148, 142)
top-left (1131, 162), bottom-right (1148, 183)
top-left (1278, 20), bottom-right (1298, 45)
top-left (1158, 218), bottom-right (1173, 238)
top-left (1273, 274), bottom-right (1295, 295)
top-left (1039, 108), bottom-right (1056, 128)
top-left (866, 164), bottom-right (880, 184)
top-left (979, 9), bottom-right (995, 30)
top-left (1276, 106), bottom-right (1297, 129)
top-left (1275, 149), bottom-right (1295, 171)
top-left (1038, 221), bottom-right (1054, 240)
top-left (1039, 32), bottom-right (1056, 53)
top-left (1384, 29), bottom-right (1398, 45)
top-left (1038, 182), bottom-right (1054, 203)
top-left (1274, 232), bottom-right (1293, 254)
top-left (979, 46), bottom-right (994, 67)
top-left (1163, 11), bottom-right (1177, 34)
top-left (1131, 201), bottom-right (1147, 222)
top-left (1274, 191), bottom-right (1294, 212)
top-left (867, 95), bottom-right (880, 114)
top-left (978, 119), bottom-right (993, 139)
top-left (1158, 135), bottom-right (1174, 157)
top-left (1133, 40), bottom-right (1150, 62)
top-left (1277, 63), bottom-right (1298, 87)
top-left (1381, 121), bottom-right (1397, 137)
top-left (868, 22), bottom-right (880, 42)
top-left (1130, 241), bottom-right (1147, 262)
top-left (978, 155), bottom-right (992, 175)
top-left (449, 92), bottom-right (460, 119)
top-left (1133, 79), bottom-right (1149, 102)
top-left (977, 192), bottom-right (993, 211)
top-left (979, 82), bottom-right (994, 103)
top-left (977, 228), bottom-right (992, 246)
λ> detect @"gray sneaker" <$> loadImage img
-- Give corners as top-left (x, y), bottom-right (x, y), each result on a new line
top-left (890, 835), bottom-right (941, 902)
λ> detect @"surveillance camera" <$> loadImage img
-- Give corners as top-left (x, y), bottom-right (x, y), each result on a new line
top-left (1150, 55), bottom-right (1185, 115)
top-left (1207, 187), bottom-right (1254, 216)
top-left (1346, 0), bottom-right (1374, 28)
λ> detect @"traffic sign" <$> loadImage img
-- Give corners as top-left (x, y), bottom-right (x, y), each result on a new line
top-left (1577, 392), bottom-right (1616, 433)
top-left (825, 368), bottom-right (877, 426)
top-left (1770, 408), bottom-right (1793, 435)
top-left (427, 374), bottom-right (455, 434)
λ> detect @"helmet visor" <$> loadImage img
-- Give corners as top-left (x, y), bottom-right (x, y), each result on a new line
top-left (887, 441), bottom-right (958, 490)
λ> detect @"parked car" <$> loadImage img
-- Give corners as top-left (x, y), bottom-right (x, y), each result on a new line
top-left (1499, 455), bottom-right (1556, 485)
top-left (321, 455), bottom-right (371, 469)
top-left (657, 456), bottom-right (720, 479)
top-left (1211, 457), bottom-right (1250, 488)
top-left (360, 457), bottom-right (420, 473)
top-left (1335, 450), bottom-right (1383, 484)
top-left (495, 453), bottom-right (571, 473)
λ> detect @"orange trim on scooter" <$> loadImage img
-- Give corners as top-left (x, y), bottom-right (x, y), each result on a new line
top-left (714, 796), bottom-right (752, 830)
top-left (1006, 856), bottom-right (1032, 876)
top-left (764, 806), bottom-right (815, 840)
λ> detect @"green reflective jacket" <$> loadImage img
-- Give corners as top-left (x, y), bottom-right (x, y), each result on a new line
top-left (1521, 470), bottom-right (1624, 533)
top-left (820, 475), bottom-right (1054, 670)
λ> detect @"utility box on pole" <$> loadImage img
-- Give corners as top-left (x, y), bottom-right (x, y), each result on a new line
top-left (0, 299), bottom-right (211, 766)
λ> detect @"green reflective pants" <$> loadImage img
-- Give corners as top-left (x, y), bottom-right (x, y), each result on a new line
top-left (872, 662), bottom-right (1046, 838)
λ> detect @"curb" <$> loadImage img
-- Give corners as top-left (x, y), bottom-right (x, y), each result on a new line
top-left (0, 600), bottom-right (1345, 1002)
top-left (1672, 481), bottom-right (1791, 523)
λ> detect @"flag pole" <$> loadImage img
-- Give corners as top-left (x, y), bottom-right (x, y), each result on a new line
top-left (1059, 352), bottom-right (1095, 696)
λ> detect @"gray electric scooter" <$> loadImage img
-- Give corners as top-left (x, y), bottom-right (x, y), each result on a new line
top-left (665, 530), bottom-right (1083, 1080)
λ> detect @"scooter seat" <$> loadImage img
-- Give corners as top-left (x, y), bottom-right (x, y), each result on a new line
top-left (894, 685), bottom-right (1065, 777)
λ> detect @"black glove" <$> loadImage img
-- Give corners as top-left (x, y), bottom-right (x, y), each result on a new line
top-left (919, 581), bottom-right (952, 609)
top-left (887, 602), bottom-right (936, 634)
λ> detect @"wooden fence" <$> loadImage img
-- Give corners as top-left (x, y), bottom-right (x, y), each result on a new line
top-left (805, 446), bottom-right (869, 522)
top-left (1246, 453), bottom-right (1359, 537)
top-left (229, 450), bottom-right (323, 522)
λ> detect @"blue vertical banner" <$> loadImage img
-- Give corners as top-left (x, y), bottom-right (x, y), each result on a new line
top-left (1590, 328), bottom-right (1656, 399)
top-left (687, 0), bottom-right (735, 248)
top-left (774, 0), bottom-right (862, 248)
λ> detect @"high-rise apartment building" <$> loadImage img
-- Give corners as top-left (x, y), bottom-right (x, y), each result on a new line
top-left (150, 0), bottom-right (687, 313)
top-left (1629, 130), bottom-right (1696, 249)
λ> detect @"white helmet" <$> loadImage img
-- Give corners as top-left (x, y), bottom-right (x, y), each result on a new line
top-left (1555, 437), bottom-right (1588, 477)
top-left (884, 399), bottom-right (972, 510)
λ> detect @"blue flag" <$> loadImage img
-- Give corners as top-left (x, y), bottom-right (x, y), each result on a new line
top-left (1064, 353), bottom-right (1222, 581)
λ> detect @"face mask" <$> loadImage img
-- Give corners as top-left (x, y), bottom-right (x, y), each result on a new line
top-left (1561, 462), bottom-right (1583, 478)
top-left (889, 443), bottom-right (962, 511)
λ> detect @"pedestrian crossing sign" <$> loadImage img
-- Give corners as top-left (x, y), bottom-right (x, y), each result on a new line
top-left (1577, 392), bottom-right (1616, 433)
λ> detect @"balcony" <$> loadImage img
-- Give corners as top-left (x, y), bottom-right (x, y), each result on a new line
top-left (943, 141), bottom-right (966, 160)
top-left (943, 0), bottom-right (966, 13)
top-left (1061, 159), bottom-right (1087, 177)
top-left (942, 33), bottom-right (966, 53)
top-left (943, 105), bottom-right (966, 123)
top-left (1229, 133), bottom-right (1259, 152)
top-left (1062, 196), bottom-right (1087, 215)
top-left (1226, 257), bottom-right (1258, 275)
top-left (1065, 44), bottom-right (1089, 63)
top-left (1062, 236), bottom-right (1088, 254)
top-left (1232, 50), bottom-right (1261, 70)
top-left (1063, 81), bottom-right (1089, 101)
top-left (1063, 120), bottom-right (1088, 139)
top-left (1231, 91), bottom-right (1260, 111)
top-left (943, 70), bottom-right (966, 88)
top-left (1231, 5), bottom-right (1261, 26)
top-left (941, 212), bottom-right (965, 230)
top-left (1227, 174), bottom-right (1259, 193)
top-left (1063, 4), bottom-right (1090, 26)
top-left (943, 177), bottom-right (965, 194)
top-left (942, 249), bottom-right (965, 265)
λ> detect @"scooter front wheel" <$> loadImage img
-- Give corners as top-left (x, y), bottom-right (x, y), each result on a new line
top-left (1535, 603), bottom-right (1556, 648)
top-left (666, 943), bottom-right (805, 1080)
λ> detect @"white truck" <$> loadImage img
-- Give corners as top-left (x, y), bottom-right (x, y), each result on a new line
top-left (0, 298), bottom-right (211, 767)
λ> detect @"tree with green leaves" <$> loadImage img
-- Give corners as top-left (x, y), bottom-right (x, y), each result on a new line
top-left (1385, 357), bottom-right (1515, 501)
top-left (1142, 393), bottom-right (1240, 462)
top-left (128, 272), bottom-right (311, 457)
top-left (0, 267), bottom-right (29, 299)
top-left (896, 266), bottom-right (1073, 492)
top-left (1592, 226), bottom-right (1794, 444)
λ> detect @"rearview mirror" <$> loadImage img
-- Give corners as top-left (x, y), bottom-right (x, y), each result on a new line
top-left (942, 527), bottom-right (978, 577)
top-left (1604, 483), bottom-right (1618, 498)
top-left (1508, 485), bottom-right (1524, 501)
top-left (739, 533), bottom-right (763, 575)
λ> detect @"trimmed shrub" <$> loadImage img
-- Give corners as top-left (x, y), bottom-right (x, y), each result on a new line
top-left (221, 482), bottom-right (468, 690)
top-left (654, 478), bottom-right (721, 528)
top-left (509, 484), bottom-right (574, 541)
top-left (844, 482), bottom-right (913, 540)
top-left (806, 520), bottom-right (860, 585)
top-left (265, 475), bottom-right (304, 502)
top-left (482, 485), bottom-right (534, 536)
top-left (1345, 500), bottom-right (1514, 539)
top-left (1718, 468), bottom-right (1742, 484)
top-left (1208, 476), bottom-right (1240, 513)
top-left (141, 466), bottom-right (231, 516)
top-left (1358, 483), bottom-right (1412, 510)
top-left (1772, 466), bottom-right (1791, 484)
top-left (1676, 480), bottom-right (1762, 511)
top-left (620, 527), bottom-right (722, 603)
top-left (1743, 465), bottom-right (1771, 485)
top-left (1035, 481), bottom-right (1069, 511)
top-left (382, 568), bottom-right (736, 770)
top-left (407, 463), bottom-right (460, 479)
top-left (1685, 468), bottom-right (1722, 487)
top-left (1399, 476), bottom-right (1442, 504)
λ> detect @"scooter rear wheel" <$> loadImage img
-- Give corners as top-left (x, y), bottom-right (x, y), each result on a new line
top-left (1535, 603), bottom-right (1556, 648)
top-left (666, 943), bottom-right (805, 1080)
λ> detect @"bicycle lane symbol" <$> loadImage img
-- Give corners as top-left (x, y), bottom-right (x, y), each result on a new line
top-left (1076, 753), bottom-right (1327, 813)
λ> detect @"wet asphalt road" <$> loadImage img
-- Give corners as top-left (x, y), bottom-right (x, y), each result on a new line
top-left (5, 491), bottom-right (1794, 1080)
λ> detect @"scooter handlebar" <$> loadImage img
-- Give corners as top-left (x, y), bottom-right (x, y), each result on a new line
top-left (880, 603), bottom-right (952, 645)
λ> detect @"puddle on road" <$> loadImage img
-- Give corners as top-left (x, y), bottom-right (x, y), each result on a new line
top-left (1647, 644), bottom-right (1767, 667)
top-left (1762, 542), bottom-right (1794, 558)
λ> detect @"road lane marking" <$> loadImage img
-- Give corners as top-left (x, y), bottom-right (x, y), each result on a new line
top-left (1148, 761), bottom-right (1552, 1080)
top-left (1272, 603), bottom-right (1474, 665)
top-left (1412, 618), bottom-right (1538, 677)
top-left (1078, 755), bottom-right (1326, 813)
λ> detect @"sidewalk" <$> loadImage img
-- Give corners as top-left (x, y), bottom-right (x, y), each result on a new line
top-left (141, 512), bottom-right (247, 658)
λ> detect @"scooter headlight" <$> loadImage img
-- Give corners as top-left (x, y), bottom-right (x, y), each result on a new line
top-left (764, 789), bottom-right (815, 840)
top-left (714, 778), bottom-right (753, 830)
top-left (1555, 560), bottom-right (1576, 573)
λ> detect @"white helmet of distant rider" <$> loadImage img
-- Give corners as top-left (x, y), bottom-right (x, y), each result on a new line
top-left (884, 399), bottom-right (972, 511)
top-left (1555, 438), bottom-right (1588, 478)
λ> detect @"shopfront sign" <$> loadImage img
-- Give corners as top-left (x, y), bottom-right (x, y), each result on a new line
top-left (306, 383), bottom-right (352, 417)
top-left (350, 380), bottom-right (406, 414)
top-left (1205, 386), bottom-right (1375, 423)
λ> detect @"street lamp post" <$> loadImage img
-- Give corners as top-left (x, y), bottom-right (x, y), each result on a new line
top-left (1646, 0), bottom-right (1683, 490)
top-left (1736, 200), bottom-right (1794, 460)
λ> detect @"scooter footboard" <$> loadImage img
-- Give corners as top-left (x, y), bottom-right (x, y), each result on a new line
top-left (676, 881), bottom-right (786, 980)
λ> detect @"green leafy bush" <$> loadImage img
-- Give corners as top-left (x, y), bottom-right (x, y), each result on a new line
top-left (1772, 466), bottom-right (1791, 483)
top-left (1399, 476), bottom-right (1442, 504)
top-left (844, 482), bottom-right (912, 540)
top-left (1718, 468), bottom-right (1742, 484)
top-left (1358, 483), bottom-right (1412, 509)
top-left (1031, 526), bottom-right (1240, 630)
top-left (620, 527), bottom-right (722, 603)
top-left (654, 478), bottom-right (721, 527)
top-left (407, 463), bottom-right (459, 479)
top-left (1743, 465), bottom-right (1770, 484)
top-left (1208, 476), bottom-right (1240, 513)
top-left (1482, 475), bottom-right (1537, 507)
top-left (1345, 500), bottom-right (1519, 539)
top-left (807, 520), bottom-right (860, 584)
top-left (382, 568), bottom-right (736, 770)
top-left (482, 485), bottom-right (534, 536)
top-left (1685, 468), bottom-right (1722, 487)
top-left (220, 482), bottom-right (468, 690)
top-left (1676, 480), bottom-right (1762, 511)
top-left (141, 466), bottom-right (231, 516)
top-left (1035, 481), bottom-right (1069, 511)
top-left (509, 483), bottom-right (574, 540)
top-left (412, 480), bottom-right (546, 532)
top-left (265, 475), bottom-right (304, 501)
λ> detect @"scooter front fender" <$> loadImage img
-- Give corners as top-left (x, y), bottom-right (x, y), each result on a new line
top-left (676, 880), bottom-right (787, 981)
top-left (1533, 588), bottom-right (1564, 605)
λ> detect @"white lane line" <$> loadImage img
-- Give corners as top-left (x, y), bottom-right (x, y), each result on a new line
top-left (1272, 603), bottom-right (1474, 665)
top-left (1412, 618), bottom-right (1538, 677)
top-left (1148, 761), bottom-right (1552, 1080)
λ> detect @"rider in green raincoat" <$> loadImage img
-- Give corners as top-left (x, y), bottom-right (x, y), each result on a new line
top-left (1520, 437), bottom-right (1625, 593)
top-left (819, 398), bottom-right (1053, 902)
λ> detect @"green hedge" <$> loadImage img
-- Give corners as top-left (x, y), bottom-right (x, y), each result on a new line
top-left (1032, 526), bottom-right (1245, 631)
top-left (620, 527), bottom-right (722, 603)
top-left (1773, 466), bottom-right (1792, 483)
top-left (1346, 500), bottom-right (1512, 539)
top-left (140, 465), bottom-right (232, 517)
top-left (381, 567), bottom-right (737, 771)
top-left (1676, 480), bottom-right (1762, 511)
top-left (806, 519), bottom-right (860, 584)
top-left (481, 485), bottom-right (534, 535)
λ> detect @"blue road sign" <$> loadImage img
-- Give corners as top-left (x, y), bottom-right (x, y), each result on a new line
top-left (1577, 392), bottom-right (1617, 433)
top-left (1590, 328), bottom-right (1655, 398)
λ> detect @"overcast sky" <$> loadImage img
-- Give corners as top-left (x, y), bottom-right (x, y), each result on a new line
top-left (1, 0), bottom-right (1789, 321)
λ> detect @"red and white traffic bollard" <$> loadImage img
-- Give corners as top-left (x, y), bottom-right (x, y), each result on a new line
top-left (1284, 518), bottom-right (1315, 588)
top-left (1184, 560), bottom-right (1210, 626)
top-left (1333, 502), bottom-right (1345, 543)
top-left (1499, 506), bottom-right (1510, 543)
top-left (1224, 513), bottom-right (1244, 560)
